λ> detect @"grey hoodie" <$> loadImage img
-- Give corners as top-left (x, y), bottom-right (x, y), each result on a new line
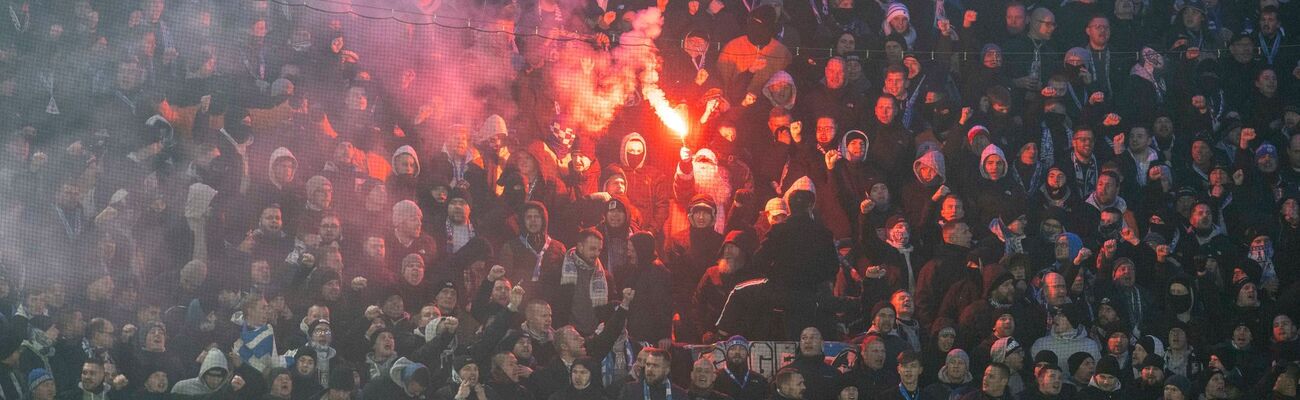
top-left (839, 130), bottom-right (869, 164)
top-left (268, 147), bottom-right (298, 189)
top-left (392, 145), bottom-right (421, 177)
top-left (620, 132), bottom-right (647, 170)
top-left (979, 144), bottom-right (1008, 181)
top-left (913, 150), bottom-right (946, 186)
top-left (171, 348), bottom-right (230, 395)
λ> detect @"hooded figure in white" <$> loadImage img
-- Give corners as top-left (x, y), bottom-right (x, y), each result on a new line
top-left (674, 148), bottom-right (733, 234)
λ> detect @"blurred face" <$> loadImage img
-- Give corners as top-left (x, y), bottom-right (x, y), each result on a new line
top-left (874, 308), bottom-right (896, 332)
top-left (887, 222), bottom-right (910, 246)
top-left (1141, 365), bottom-right (1164, 384)
top-left (402, 257), bottom-right (424, 285)
top-left (690, 207), bottom-right (715, 229)
top-left (202, 368), bottom-right (225, 389)
top-left (496, 353), bottom-right (520, 382)
top-left (1182, 8), bottom-right (1203, 28)
top-left (1107, 333), bottom-right (1128, 355)
top-left (941, 356), bottom-right (967, 383)
top-left (1006, 6), bottom-right (1026, 33)
top-left (800, 327), bottom-right (824, 355)
top-left (1052, 313), bottom-right (1074, 335)
top-left (1191, 204), bottom-right (1214, 230)
top-left (779, 373), bottom-right (806, 398)
top-left (1006, 349), bottom-right (1025, 370)
top-left (374, 331), bottom-right (396, 357)
top-left (289, 355), bottom-right (313, 379)
top-left (1163, 384), bottom-right (1186, 400)
top-left (1087, 17), bottom-right (1110, 47)
top-left (1129, 127), bottom-right (1151, 151)
top-left (995, 314), bottom-right (1016, 337)
top-left (272, 158), bottom-right (296, 184)
top-left (364, 237), bottom-right (386, 259)
top-left (1073, 131), bottom-right (1094, 159)
top-left (940, 197), bottom-right (963, 221)
top-left (836, 33), bottom-right (855, 55)
top-left (884, 72), bottom-right (906, 97)
top-left (577, 235), bottom-right (603, 260)
top-left (838, 386), bottom-right (859, 400)
top-left (308, 213), bottom-right (340, 240)
top-left (1096, 373), bottom-right (1118, 389)
top-left (899, 360), bottom-right (922, 384)
top-left (984, 49), bottom-right (1003, 68)
top-left (891, 292), bottom-right (914, 317)
top-left (272, 373), bottom-right (292, 396)
top-left (684, 36), bottom-right (707, 58)
top-left (1256, 70), bottom-right (1278, 96)
top-left (526, 303), bottom-right (552, 330)
top-left (1033, 12), bottom-right (1056, 39)
top-left (1074, 358), bottom-right (1095, 382)
top-left (259, 208), bottom-right (282, 232)
top-left (570, 364), bottom-right (592, 389)
top-left (869, 183), bottom-right (890, 205)
top-left (984, 154), bottom-right (1005, 180)
top-left (884, 41), bottom-right (904, 63)
top-left (644, 355), bottom-right (670, 384)
top-left (145, 326), bottom-right (167, 350)
top-left (691, 359), bottom-right (716, 389)
top-left (1168, 327), bottom-right (1187, 350)
top-left (983, 366), bottom-right (1008, 395)
top-left (815, 118), bottom-right (836, 145)
top-left (1046, 169), bottom-right (1068, 190)
top-left (81, 362), bottom-right (105, 389)
top-left (1274, 315), bottom-right (1296, 342)
top-left (460, 364), bottom-right (479, 386)
top-left (491, 280), bottom-right (510, 303)
top-left (345, 87), bottom-right (368, 110)
top-left (1232, 325), bottom-right (1252, 348)
top-left (864, 341), bottom-right (886, 369)
top-left (144, 371), bottom-right (167, 394)
top-left (719, 126), bottom-right (737, 142)
top-left (394, 154), bottom-right (416, 175)
top-left (938, 331), bottom-right (956, 351)
top-left (1039, 369), bottom-right (1062, 394)
top-left (826, 59), bottom-right (845, 89)
top-left (448, 198), bottom-right (469, 224)
top-left (888, 13), bottom-right (909, 32)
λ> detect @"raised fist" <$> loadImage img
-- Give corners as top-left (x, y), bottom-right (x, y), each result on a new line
top-left (488, 265), bottom-right (507, 281)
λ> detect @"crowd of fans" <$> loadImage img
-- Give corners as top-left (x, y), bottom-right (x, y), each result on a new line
top-left (0, 0), bottom-right (1299, 398)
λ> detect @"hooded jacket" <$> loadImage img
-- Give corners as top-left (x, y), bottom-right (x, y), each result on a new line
top-left (268, 147), bottom-right (298, 190)
top-left (388, 145), bottom-right (423, 203)
top-left (499, 201), bottom-right (568, 310)
top-left (615, 133), bottom-right (669, 232)
top-left (761, 71), bottom-right (797, 110)
top-left (828, 130), bottom-right (882, 217)
top-left (971, 144), bottom-right (1027, 231)
top-left (172, 348), bottom-right (232, 396)
top-left (901, 150), bottom-right (948, 229)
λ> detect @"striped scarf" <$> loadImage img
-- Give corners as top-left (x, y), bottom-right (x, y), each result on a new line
top-left (562, 249), bottom-right (609, 307)
top-left (236, 322), bottom-right (278, 373)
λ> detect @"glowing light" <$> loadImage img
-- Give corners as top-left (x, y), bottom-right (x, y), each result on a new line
top-left (643, 86), bottom-right (688, 138)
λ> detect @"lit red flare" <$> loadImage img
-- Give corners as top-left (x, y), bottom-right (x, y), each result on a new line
top-left (643, 86), bottom-right (688, 139)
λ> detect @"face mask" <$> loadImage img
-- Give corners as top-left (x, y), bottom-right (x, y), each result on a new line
top-left (626, 151), bottom-right (645, 169)
top-left (1167, 293), bottom-right (1192, 313)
